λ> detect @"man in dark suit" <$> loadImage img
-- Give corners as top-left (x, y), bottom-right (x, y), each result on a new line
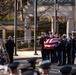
top-left (5, 36), bottom-right (15, 63)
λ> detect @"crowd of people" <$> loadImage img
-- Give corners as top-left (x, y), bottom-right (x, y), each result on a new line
top-left (39, 31), bottom-right (76, 66)
top-left (0, 35), bottom-right (16, 75)
top-left (0, 36), bottom-right (15, 65)
top-left (0, 33), bottom-right (76, 75)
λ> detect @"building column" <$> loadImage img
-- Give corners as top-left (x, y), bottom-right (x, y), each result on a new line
top-left (51, 17), bottom-right (54, 33)
top-left (66, 18), bottom-right (74, 38)
top-left (24, 16), bottom-right (31, 42)
top-left (53, 18), bottom-right (56, 34)
top-left (2, 29), bottom-right (6, 42)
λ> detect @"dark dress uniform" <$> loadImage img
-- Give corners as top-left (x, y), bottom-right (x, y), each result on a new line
top-left (62, 37), bottom-right (67, 65)
top-left (8, 62), bottom-right (19, 75)
top-left (19, 63), bottom-right (31, 74)
top-left (38, 60), bottom-right (51, 75)
top-left (22, 70), bottom-right (40, 75)
top-left (57, 37), bottom-right (63, 65)
top-left (71, 69), bottom-right (76, 75)
top-left (22, 71), bottom-right (34, 75)
top-left (44, 36), bottom-right (50, 60)
top-left (49, 36), bottom-right (58, 64)
top-left (60, 66), bottom-right (72, 75)
top-left (72, 38), bottom-right (76, 64)
top-left (67, 37), bottom-right (73, 64)
top-left (40, 35), bottom-right (47, 61)
top-left (27, 57), bottom-right (37, 70)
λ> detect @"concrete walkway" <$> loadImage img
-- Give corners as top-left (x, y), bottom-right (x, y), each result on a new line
top-left (14, 51), bottom-right (41, 60)
top-left (14, 50), bottom-right (76, 64)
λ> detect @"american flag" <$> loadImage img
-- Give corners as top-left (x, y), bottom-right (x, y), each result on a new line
top-left (44, 38), bottom-right (58, 49)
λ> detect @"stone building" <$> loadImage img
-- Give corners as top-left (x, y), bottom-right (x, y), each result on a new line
top-left (23, 0), bottom-right (75, 40)
top-left (0, 21), bottom-right (24, 42)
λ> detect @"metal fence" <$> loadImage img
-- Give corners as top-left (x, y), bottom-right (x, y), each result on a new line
top-left (1, 37), bottom-right (40, 50)
top-left (17, 38), bottom-right (40, 49)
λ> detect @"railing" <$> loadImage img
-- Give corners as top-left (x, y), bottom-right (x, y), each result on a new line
top-left (17, 38), bottom-right (40, 49)
top-left (1, 37), bottom-right (40, 50)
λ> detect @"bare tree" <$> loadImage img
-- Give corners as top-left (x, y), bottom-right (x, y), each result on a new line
top-left (0, 0), bottom-right (14, 19)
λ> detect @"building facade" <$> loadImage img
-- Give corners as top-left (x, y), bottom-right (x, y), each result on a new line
top-left (23, 0), bottom-right (75, 39)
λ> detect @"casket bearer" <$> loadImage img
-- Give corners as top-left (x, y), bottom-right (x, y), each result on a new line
top-left (40, 32), bottom-right (47, 61)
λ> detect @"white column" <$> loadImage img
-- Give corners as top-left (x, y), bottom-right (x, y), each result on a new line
top-left (51, 17), bottom-right (54, 33)
top-left (24, 16), bottom-right (31, 42)
top-left (66, 18), bottom-right (74, 38)
top-left (53, 20), bottom-right (56, 33)
top-left (74, 0), bottom-right (76, 21)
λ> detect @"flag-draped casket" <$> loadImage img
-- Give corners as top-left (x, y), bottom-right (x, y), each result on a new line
top-left (44, 38), bottom-right (58, 49)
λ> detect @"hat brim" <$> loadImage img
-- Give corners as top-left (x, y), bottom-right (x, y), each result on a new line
top-left (18, 63), bottom-right (31, 70)
top-left (40, 63), bottom-right (51, 69)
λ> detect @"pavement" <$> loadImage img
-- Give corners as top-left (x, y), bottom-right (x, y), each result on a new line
top-left (14, 50), bottom-right (76, 64)
top-left (14, 51), bottom-right (76, 75)
top-left (14, 51), bottom-right (41, 60)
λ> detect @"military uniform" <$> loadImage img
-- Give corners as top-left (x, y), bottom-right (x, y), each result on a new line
top-left (72, 37), bottom-right (76, 64)
top-left (40, 32), bottom-right (47, 61)
top-left (19, 58), bottom-right (40, 75)
top-left (22, 70), bottom-right (40, 75)
top-left (48, 32), bottom-right (58, 63)
top-left (60, 66), bottom-right (72, 75)
top-left (38, 60), bottom-right (51, 75)
top-left (22, 70), bottom-right (34, 75)
top-left (62, 34), bottom-right (67, 65)
top-left (71, 69), bottom-right (76, 75)
top-left (18, 63), bottom-right (31, 74)
top-left (8, 62), bottom-right (19, 75)
top-left (27, 57), bottom-right (37, 70)
top-left (67, 33), bottom-right (73, 64)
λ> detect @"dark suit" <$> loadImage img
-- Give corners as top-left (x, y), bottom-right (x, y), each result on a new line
top-left (5, 39), bottom-right (15, 63)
